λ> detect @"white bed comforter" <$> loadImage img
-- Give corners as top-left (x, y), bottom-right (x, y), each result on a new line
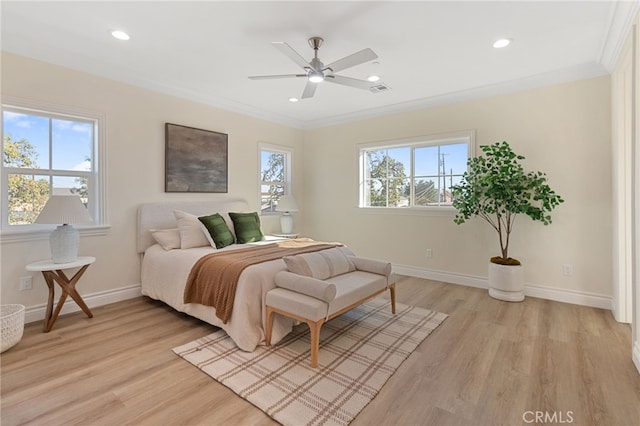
top-left (140, 241), bottom-right (294, 351)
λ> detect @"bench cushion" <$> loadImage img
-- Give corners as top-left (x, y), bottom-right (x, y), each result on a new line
top-left (275, 271), bottom-right (337, 302)
top-left (266, 288), bottom-right (329, 321)
top-left (267, 270), bottom-right (388, 322)
top-left (325, 271), bottom-right (388, 314)
top-left (348, 256), bottom-right (392, 277)
top-left (283, 247), bottom-right (355, 280)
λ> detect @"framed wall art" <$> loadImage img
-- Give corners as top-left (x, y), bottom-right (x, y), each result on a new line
top-left (165, 123), bottom-right (228, 193)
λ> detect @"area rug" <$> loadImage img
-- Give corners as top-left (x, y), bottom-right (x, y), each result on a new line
top-left (173, 298), bottom-right (447, 426)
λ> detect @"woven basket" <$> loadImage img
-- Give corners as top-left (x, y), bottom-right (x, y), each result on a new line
top-left (1, 304), bottom-right (25, 353)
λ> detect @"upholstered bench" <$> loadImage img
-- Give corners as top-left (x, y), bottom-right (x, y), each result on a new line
top-left (265, 247), bottom-right (396, 368)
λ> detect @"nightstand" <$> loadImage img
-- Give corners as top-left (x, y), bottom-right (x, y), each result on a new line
top-left (26, 256), bottom-right (95, 332)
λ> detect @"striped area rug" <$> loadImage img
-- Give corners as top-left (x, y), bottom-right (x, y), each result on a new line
top-left (173, 298), bottom-right (447, 426)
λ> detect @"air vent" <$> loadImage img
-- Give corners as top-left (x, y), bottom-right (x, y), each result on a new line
top-left (369, 83), bottom-right (391, 93)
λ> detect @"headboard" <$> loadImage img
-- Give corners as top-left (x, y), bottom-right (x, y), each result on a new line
top-left (137, 198), bottom-right (250, 253)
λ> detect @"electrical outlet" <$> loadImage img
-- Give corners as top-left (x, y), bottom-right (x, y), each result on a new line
top-left (426, 249), bottom-right (433, 258)
top-left (562, 264), bottom-right (573, 277)
top-left (19, 276), bottom-right (33, 291)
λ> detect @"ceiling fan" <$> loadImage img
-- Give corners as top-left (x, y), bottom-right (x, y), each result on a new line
top-left (248, 37), bottom-right (379, 99)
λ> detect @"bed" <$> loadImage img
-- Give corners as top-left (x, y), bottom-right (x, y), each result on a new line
top-left (138, 198), bottom-right (311, 351)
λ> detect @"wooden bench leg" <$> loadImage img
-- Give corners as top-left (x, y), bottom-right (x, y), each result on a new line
top-left (307, 319), bottom-right (325, 368)
top-left (265, 306), bottom-right (275, 346)
top-left (265, 306), bottom-right (324, 368)
top-left (389, 283), bottom-right (396, 314)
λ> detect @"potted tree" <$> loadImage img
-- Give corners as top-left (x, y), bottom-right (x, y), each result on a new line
top-left (451, 141), bottom-right (564, 302)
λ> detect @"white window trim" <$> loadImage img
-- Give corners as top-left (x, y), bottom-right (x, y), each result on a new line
top-left (1, 96), bottom-right (109, 243)
top-left (356, 129), bottom-right (475, 213)
top-left (258, 142), bottom-right (294, 215)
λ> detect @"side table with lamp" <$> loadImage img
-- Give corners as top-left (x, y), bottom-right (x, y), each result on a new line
top-left (26, 257), bottom-right (95, 332)
top-left (27, 194), bottom-right (95, 332)
top-left (275, 195), bottom-right (299, 235)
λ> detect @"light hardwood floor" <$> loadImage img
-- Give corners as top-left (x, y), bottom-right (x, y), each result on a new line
top-left (2, 276), bottom-right (639, 426)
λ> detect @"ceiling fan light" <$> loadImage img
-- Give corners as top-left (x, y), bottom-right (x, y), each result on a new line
top-left (308, 71), bottom-right (324, 83)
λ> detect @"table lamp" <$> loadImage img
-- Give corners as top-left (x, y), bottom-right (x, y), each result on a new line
top-left (275, 195), bottom-right (299, 234)
top-left (35, 195), bottom-right (93, 263)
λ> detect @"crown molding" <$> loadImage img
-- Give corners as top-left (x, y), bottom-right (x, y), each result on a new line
top-left (301, 62), bottom-right (609, 129)
top-left (599, 0), bottom-right (640, 72)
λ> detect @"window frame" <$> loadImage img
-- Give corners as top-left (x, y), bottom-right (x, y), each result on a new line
top-left (1, 97), bottom-right (109, 243)
top-left (258, 142), bottom-right (293, 215)
top-left (357, 130), bottom-right (475, 212)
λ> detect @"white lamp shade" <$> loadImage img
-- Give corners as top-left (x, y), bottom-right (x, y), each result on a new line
top-left (35, 195), bottom-right (92, 225)
top-left (276, 196), bottom-right (299, 213)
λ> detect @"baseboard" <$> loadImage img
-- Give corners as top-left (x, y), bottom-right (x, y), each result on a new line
top-left (24, 284), bottom-right (142, 324)
top-left (394, 264), bottom-right (488, 289)
top-left (22, 266), bottom-right (613, 323)
top-left (394, 264), bottom-right (612, 310)
top-left (524, 283), bottom-right (612, 310)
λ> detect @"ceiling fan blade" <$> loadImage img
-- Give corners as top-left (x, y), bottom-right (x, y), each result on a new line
top-left (273, 41), bottom-right (312, 70)
top-left (248, 74), bottom-right (306, 80)
top-left (323, 48), bottom-right (378, 73)
top-left (301, 80), bottom-right (317, 99)
top-left (326, 75), bottom-right (372, 90)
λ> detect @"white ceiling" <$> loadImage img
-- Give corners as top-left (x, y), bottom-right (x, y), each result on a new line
top-left (1, 1), bottom-right (637, 129)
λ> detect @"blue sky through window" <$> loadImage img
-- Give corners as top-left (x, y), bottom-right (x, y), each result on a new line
top-left (371, 141), bottom-right (469, 177)
top-left (3, 110), bottom-right (93, 190)
top-left (3, 111), bottom-right (92, 172)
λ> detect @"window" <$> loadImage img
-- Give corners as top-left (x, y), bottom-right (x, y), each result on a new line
top-left (259, 143), bottom-right (293, 214)
top-left (359, 131), bottom-right (474, 208)
top-left (1, 101), bottom-right (106, 236)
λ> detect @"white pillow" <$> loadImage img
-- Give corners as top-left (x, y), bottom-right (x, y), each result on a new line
top-left (283, 247), bottom-right (355, 280)
top-left (150, 228), bottom-right (181, 251)
top-left (173, 210), bottom-right (210, 249)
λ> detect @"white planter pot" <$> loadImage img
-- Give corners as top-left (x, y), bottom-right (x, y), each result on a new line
top-left (488, 262), bottom-right (525, 302)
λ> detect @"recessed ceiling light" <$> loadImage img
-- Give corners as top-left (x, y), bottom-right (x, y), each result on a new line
top-left (111, 30), bottom-right (130, 41)
top-left (367, 75), bottom-right (380, 82)
top-left (493, 38), bottom-right (511, 49)
top-left (288, 97), bottom-right (299, 103)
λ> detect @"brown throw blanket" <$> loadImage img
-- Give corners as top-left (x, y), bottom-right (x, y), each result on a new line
top-left (184, 239), bottom-right (340, 324)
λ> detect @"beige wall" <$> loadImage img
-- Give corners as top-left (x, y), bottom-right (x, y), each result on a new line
top-left (0, 53), bottom-right (304, 309)
top-left (303, 76), bottom-right (612, 297)
top-left (0, 52), bottom-right (613, 315)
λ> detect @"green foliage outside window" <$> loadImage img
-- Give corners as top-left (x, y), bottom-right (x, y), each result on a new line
top-left (4, 135), bottom-right (50, 224)
top-left (366, 151), bottom-right (408, 207)
top-left (260, 151), bottom-right (286, 212)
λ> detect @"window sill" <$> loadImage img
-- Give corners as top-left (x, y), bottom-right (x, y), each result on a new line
top-left (356, 206), bottom-right (457, 217)
top-left (0, 224), bottom-right (111, 244)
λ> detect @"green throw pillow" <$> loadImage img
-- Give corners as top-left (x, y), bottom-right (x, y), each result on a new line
top-left (229, 212), bottom-right (265, 244)
top-left (198, 213), bottom-right (235, 249)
